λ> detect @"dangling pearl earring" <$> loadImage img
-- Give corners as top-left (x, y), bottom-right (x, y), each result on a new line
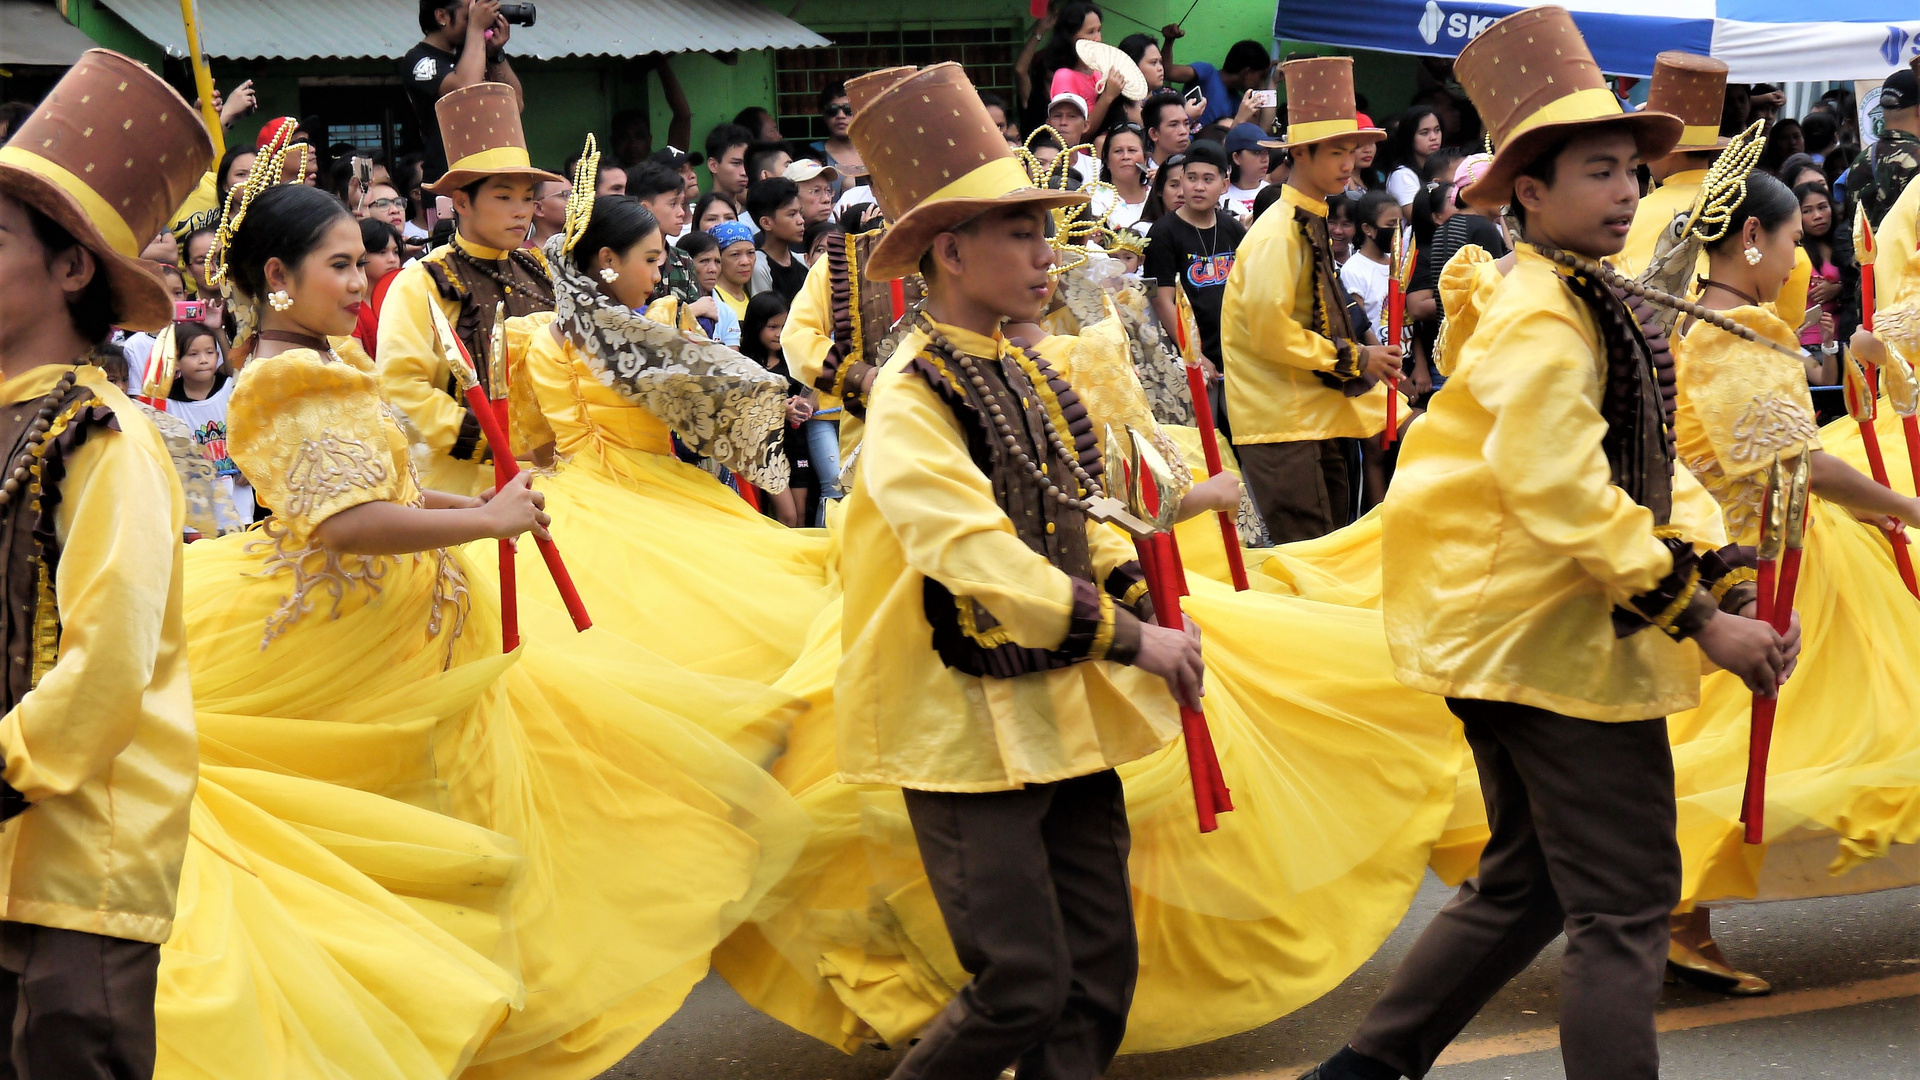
top-left (268, 289), bottom-right (294, 311)
top-left (600, 267), bottom-right (620, 283)
top-left (1744, 245), bottom-right (1763, 266)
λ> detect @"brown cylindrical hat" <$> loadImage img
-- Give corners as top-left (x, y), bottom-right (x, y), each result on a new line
top-left (1456, 6), bottom-right (1683, 210)
top-left (427, 82), bottom-right (564, 195)
top-left (1647, 51), bottom-right (1729, 152)
top-left (850, 62), bottom-right (1086, 282)
top-left (836, 66), bottom-right (918, 185)
top-left (0, 49), bottom-right (213, 332)
top-left (1277, 57), bottom-right (1384, 149)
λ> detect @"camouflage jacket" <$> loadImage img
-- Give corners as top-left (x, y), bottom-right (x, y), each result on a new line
top-left (1852, 129), bottom-right (1920, 230)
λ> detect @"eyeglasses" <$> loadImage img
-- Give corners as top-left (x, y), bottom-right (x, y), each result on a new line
top-left (365, 197), bottom-right (405, 210)
top-left (825, 104), bottom-right (854, 117)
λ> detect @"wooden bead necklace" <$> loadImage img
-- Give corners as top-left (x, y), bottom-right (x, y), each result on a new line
top-left (1527, 241), bottom-right (1806, 361)
top-left (0, 370), bottom-right (78, 509)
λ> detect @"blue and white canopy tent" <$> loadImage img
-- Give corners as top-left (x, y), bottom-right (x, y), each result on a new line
top-left (1274, 0), bottom-right (1920, 81)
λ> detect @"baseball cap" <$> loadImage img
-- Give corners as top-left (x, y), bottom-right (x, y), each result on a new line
top-left (1182, 140), bottom-right (1230, 173)
top-left (1884, 68), bottom-right (1919, 112)
top-left (1224, 122), bottom-right (1280, 154)
top-left (256, 115), bottom-right (303, 148)
top-left (783, 159), bottom-right (839, 184)
top-left (649, 145), bottom-right (704, 169)
top-left (1048, 92), bottom-right (1089, 117)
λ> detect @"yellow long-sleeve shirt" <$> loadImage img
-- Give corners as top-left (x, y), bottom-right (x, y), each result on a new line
top-left (1381, 247), bottom-right (1728, 722)
top-left (1870, 175), bottom-right (1920, 312)
top-left (1221, 184), bottom-right (1400, 443)
top-left (782, 254), bottom-right (860, 456)
top-left (0, 364), bottom-right (195, 943)
top-left (376, 235), bottom-right (541, 497)
top-left (836, 320), bottom-right (1178, 792)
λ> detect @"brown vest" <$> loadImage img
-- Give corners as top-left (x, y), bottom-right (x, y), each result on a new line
top-left (816, 231), bottom-right (925, 414)
top-left (423, 247), bottom-right (554, 398)
top-left (907, 339), bottom-right (1109, 678)
top-left (0, 382), bottom-right (115, 716)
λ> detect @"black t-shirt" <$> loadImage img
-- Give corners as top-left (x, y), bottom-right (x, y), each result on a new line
top-left (1144, 210), bottom-right (1246, 363)
top-left (761, 249), bottom-right (810, 305)
top-left (402, 42), bottom-right (459, 180)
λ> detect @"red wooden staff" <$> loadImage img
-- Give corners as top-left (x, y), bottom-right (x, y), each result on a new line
top-left (1171, 297), bottom-right (1250, 591)
top-left (1857, 209), bottom-right (1920, 493)
top-left (1382, 229), bottom-right (1412, 446)
top-left (1742, 453), bottom-right (1808, 844)
top-left (429, 300), bottom-right (593, 635)
top-left (1844, 348), bottom-right (1920, 597)
top-left (1106, 426), bottom-right (1232, 832)
top-left (486, 306), bottom-right (519, 651)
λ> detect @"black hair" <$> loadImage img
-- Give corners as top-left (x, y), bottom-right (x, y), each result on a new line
top-left (170, 320), bottom-right (233, 383)
top-left (218, 184), bottom-right (353, 310)
top-left (1223, 40), bottom-right (1271, 76)
top-left (1117, 33), bottom-right (1156, 67)
top-left (323, 156), bottom-right (358, 204)
top-left (745, 140), bottom-right (790, 182)
top-left (1353, 189), bottom-right (1398, 254)
top-left (746, 177), bottom-right (800, 228)
top-left (1250, 183), bottom-right (1286, 223)
top-left (1775, 152), bottom-right (1823, 189)
top-left (418, 0), bottom-right (458, 35)
top-left (817, 81), bottom-right (849, 112)
top-left (675, 229), bottom-right (719, 260)
top-left (1793, 180), bottom-right (1835, 249)
top-left (214, 143), bottom-right (256, 205)
top-left (1757, 117), bottom-right (1803, 175)
top-left (1325, 191), bottom-right (1355, 224)
top-left (182, 225), bottom-right (217, 259)
top-left (1384, 105), bottom-right (1442, 179)
top-left (979, 90), bottom-right (1008, 117)
top-left (1039, 4), bottom-right (1104, 78)
top-left (610, 108), bottom-right (649, 137)
top-left (0, 100), bottom-right (34, 142)
top-left (1703, 170), bottom-right (1799, 255)
top-left (1141, 90), bottom-right (1184, 142)
top-left (22, 203), bottom-right (116, 343)
top-left (692, 190), bottom-right (739, 228)
top-left (1800, 111), bottom-right (1839, 156)
top-left (1099, 123), bottom-right (1148, 184)
top-left (740, 290), bottom-right (789, 366)
top-left (1142, 150), bottom-right (1185, 223)
top-left (567, 195), bottom-right (660, 276)
top-left (358, 216), bottom-right (400, 258)
top-left (803, 217), bottom-right (841, 256)
top-left (704, 122), bottom-right (755, 164)
top-left (627, 161), bottom-right (685, 202)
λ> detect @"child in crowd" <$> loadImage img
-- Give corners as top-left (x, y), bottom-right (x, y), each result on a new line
top-left (1326, 192), bottom-right (1357, 264)
top-left (747, 177), bottom-right (809, 302)
top-left (354, 217), bottom-right (404, 360)
top-left (803, 218), bottom-right (840, 267)
top-left (163, 322), bottom-right (254, 530)
top-left (1338, 190), bottom-right (1401, 330)
top-left (738, 291), bottom-right (814, 527)
top-left (709, 219), bottom-right (757, 320)
top-left (675, 231), bottom-right (741, 346)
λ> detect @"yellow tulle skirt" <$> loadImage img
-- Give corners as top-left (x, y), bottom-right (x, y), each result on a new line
top-left (162, 529), bottom-right (810, 1079)
top-left (1247, 466), bottom-right (1920, 904)
top-left (712, 580), bottom-right (1465, 1055)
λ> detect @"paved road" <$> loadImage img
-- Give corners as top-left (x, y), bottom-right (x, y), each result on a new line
top-left (607, 880), bottom-right (1920, 1080)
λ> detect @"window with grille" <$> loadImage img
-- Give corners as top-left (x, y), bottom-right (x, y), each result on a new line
top-left (773, 24), bottom-right (1021, 145)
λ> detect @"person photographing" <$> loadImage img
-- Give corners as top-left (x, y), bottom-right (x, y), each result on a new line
top-left (405, 0), bottom-right (529, 183)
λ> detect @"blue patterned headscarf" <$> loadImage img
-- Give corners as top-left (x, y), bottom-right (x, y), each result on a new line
top-left (708, 220), bottom-right (756, 251)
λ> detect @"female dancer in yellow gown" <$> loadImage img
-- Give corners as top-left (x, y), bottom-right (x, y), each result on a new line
top-left (483, 175), bottom-right (1467, 1058)
top-left (161, 172), bottom-right (808, 1078)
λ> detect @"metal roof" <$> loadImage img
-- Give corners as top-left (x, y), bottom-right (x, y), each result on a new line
top-left (95, 0), bottom-right (829, 61)
top-left (1, 0), bottom-right (99, 66)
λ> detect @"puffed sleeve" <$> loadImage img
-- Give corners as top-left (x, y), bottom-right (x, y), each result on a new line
top-left (1434, 244), bottom-right (1497, 378)
top-left (506, 312), bottom-right (557, 457)
top-left (1676, 321), bottom-right (1820, 484)
top-left (229, 350), bottom-right (410, 547)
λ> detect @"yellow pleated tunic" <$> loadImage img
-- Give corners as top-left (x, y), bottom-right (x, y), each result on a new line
top-left (161, 343), bottom-right (809, 1079)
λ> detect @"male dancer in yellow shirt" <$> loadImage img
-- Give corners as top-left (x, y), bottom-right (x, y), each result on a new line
top-left (0, 51), bottom-right (207, 1077)
top-left (377, 82), bottom-right (563, 495)
top-left (1300, 10), bottom-right (1797, 1080)
top-left (835, 62), bottom-right (1201, 1080)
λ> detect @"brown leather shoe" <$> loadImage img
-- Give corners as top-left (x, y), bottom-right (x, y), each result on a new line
top-left (1667, 937), bottom-right (1772, 996)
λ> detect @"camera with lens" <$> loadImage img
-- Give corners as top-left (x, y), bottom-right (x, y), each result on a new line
top-left (497, 2), bottom-right (536, 26)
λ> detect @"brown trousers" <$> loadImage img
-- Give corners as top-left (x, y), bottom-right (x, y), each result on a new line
top-left (1236, 438), bottom-right (1352, 544)
top-left (0, 922), bottom-right (160, 1080)
top-left (1351, 699), bottom-right (1680, 1080)
top-left (892, 769), bottom-right (1136, 1080)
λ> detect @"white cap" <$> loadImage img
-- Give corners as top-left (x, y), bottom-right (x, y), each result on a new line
top-left (1047, 92), bottom-right (1089, 117)
top-left (783, 158), bottom-right (839, 184)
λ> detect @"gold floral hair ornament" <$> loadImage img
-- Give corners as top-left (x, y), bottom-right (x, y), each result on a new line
top-left (1103, 227), bottom-right (1149, 257)
top-left (562, 134), bottom-right (601, 255)
top-left (210, 118), bottom-right (304, 292)
top-left (1682, 119), bottom-right (1765, 245)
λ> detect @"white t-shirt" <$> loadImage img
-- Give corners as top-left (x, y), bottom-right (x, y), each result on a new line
top-left (1224, 181), bottom-right (1268, 221)
top-left (1090, 186), bottom-right (1148, 231)
top-left (1339, 254), bottom-right (1392, 334)
top-left (163, 378), bottom-right (256, 531)
top-left (1072, 154), bottom-right (1101, 188)
top-left (1387, 166), bottom-right (1421, 207)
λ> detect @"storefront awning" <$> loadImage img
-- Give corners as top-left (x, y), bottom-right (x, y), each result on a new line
top-left (97, 0), bottom-right (829, 61)
top-left (1, 0), bottom-right (99, 66)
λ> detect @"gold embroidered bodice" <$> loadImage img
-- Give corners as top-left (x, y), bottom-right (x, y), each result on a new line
top-left (1672, 306), bottom-right (1820, 546)
top-left (229, 345), bottom-right (468, 650)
